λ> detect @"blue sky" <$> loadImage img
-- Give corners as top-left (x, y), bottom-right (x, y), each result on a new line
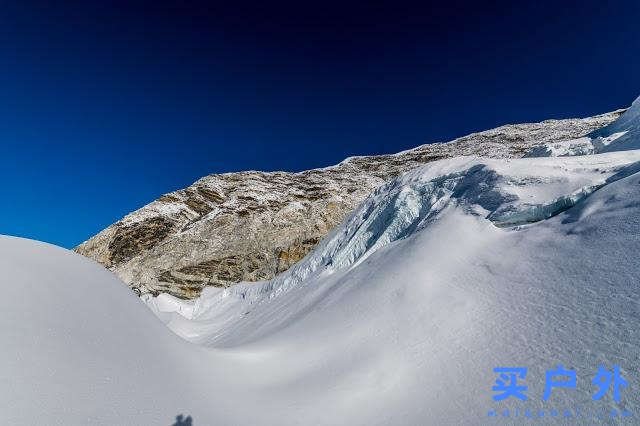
top-left (1, 1), bottom-right (639, 248)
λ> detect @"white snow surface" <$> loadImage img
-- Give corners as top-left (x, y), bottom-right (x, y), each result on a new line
top-left (147, 151), bottom-right (640, 424)
top-left (526, 95), bottom-right (640, 157)
top-left (5, 105), bottom-right (640, 424)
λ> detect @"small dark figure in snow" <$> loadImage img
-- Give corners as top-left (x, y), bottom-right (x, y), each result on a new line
top-left (172, 414), bottom-right (193, 426)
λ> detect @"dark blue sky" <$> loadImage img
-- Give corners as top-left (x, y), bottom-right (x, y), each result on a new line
top-left (1, 1), bottom-right (639, 248)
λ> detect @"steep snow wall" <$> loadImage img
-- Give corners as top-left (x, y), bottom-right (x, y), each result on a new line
top-left (590, 95), bottom-right (640, 152)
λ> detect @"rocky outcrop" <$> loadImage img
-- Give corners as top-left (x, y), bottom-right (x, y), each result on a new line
top-left (75, 109), bottom-right (625, 298)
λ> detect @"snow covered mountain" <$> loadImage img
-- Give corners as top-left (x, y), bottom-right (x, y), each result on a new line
top-left (5, 96), bottom-right (640, 425)
top-left (75, 108), bottom-right (624, 299)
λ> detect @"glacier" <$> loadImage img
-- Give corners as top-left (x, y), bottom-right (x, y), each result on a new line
top-left (3, 97), bottom-right (640, 424)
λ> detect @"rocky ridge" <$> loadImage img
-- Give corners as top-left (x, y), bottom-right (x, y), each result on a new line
top-left (75, 109), bottom-right (625, 298)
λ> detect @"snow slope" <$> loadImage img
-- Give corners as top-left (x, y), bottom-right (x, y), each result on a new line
top-left (5, 102), bottom-right (640, 424)
top-left (148, 151), bottom-right (640, 346)
top-left (590, 95), bottom-right (640, 153)
top-left (146, 150), bottom-right (640, 424)
top-left (0, 236), bottom-right (227, 424)
top-left (526, 95), bottom-right (640, 157)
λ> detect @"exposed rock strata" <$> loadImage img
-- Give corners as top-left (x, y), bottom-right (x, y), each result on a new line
top-left (75, 109), bottom-right (625, 298)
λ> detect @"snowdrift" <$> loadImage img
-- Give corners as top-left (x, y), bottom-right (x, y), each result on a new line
top-left (0, 236), bottom-right (227, 424)
top-left (147, 149), bottom-right (640, 424)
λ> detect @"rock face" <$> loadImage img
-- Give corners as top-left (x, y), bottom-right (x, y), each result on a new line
top-left (75, 109), bottom-right (624, 298)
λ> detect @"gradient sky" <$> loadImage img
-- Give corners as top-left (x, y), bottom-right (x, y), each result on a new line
top-left (1, 1), bottom-right (639, 248)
